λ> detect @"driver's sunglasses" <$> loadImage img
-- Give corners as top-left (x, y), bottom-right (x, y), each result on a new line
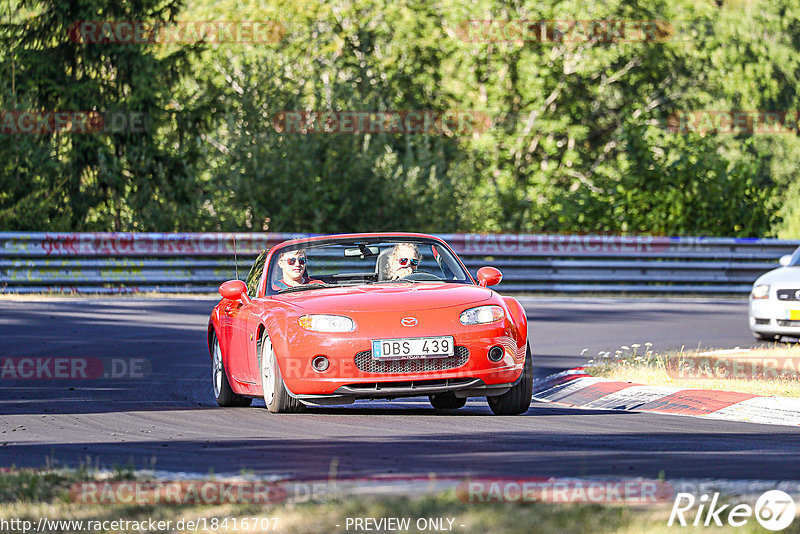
top-left (286, 257), bottom-right (307, 266)
top-left (398, 257), bottom-right (420, 267)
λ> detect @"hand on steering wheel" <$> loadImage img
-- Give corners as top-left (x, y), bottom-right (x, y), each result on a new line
top-left (392, 266), bottom-right (414, 280)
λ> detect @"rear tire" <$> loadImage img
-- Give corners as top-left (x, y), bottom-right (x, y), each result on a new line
top-left (429, 393), bottom-right (467, 410)
top-left (260, 334), bottom-right (304, 413)
top-left (212, 335), bottom-right (252, 407)
top-left (487, 344), bottom-right (533, 415)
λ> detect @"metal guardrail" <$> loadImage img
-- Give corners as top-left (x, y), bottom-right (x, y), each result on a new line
top-left (1, 232), bottom-right (798, 294)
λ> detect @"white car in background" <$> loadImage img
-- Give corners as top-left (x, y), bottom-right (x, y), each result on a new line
top-left (749, 246), bottom-right (800, 341)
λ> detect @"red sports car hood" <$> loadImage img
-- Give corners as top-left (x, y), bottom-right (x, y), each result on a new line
top-left (273, 283), bottom-right (494, 312)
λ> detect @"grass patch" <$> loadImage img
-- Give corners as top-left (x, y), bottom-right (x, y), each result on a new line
top-left (585, 344), bottom-right (800, 397)
top-left (0, 468), bottom-right (786, 533)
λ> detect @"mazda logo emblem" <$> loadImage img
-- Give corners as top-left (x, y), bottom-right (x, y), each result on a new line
top-left (401, 317), bottom-right (418, 327)
top-left (795, 290), bottom-right (800, 301)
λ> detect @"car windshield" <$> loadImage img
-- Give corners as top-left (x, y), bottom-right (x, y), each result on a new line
top-left (791, 247), bottom-right (800, 266)
top-left (265, 238), bottom-right (471, 295)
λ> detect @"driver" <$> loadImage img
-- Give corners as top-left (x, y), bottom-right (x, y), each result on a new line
top-left (273, 249), bottom-right (321, 290)
top-left (386, 243), bottom-right (421, 280)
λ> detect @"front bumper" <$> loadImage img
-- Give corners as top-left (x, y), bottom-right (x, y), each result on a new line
top-left (749, 296), bottom-right (800, 337)
top-left (275, 318), bottom-right (526, 397)
top-left (296, 376), bottom-right (519, 405)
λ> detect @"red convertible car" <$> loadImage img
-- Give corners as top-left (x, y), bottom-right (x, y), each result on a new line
top-left (207, 233), bottom-right (532, 414)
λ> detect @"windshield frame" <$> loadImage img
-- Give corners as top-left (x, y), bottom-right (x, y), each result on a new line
top-left (790, 246), bottom-right (800, 267)
top-left (260, 235), bottom-right (474, 297)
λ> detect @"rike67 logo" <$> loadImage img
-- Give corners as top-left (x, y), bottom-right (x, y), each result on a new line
top-left (669, 490), bottom-right (796, 531)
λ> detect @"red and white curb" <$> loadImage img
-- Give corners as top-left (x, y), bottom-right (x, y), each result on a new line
top-left (534, 368), bottom-right (800, 427)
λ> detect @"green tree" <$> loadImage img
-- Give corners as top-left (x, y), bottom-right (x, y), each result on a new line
top-left (3, 0), bottom-right (800, 237)
top-left (194, 0), bottom-right (471, 232)
top-left (0, 0), bottom-right (210, 230)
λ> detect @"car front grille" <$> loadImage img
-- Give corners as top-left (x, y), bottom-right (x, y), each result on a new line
top-left (777, 289), bottom-right (800, 301)
top-left (777, 320), bottom-right (800, 327)
top-left (754, 318), bottom-right (771, 325)
top-left (354, 346), bottom-right (469, 373)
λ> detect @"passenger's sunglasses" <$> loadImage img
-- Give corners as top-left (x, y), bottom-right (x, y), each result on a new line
top-left (398, 257), bottom-right (420, 267)
top-left (286, 257), bottom-right (307, 266)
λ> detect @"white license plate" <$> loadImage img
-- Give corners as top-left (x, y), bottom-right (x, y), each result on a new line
top-left (371, 336), bottom-right (454, 360)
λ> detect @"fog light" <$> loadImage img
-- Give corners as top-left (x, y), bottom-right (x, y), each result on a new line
top-left (311, 355), bottom-right (330, 372)
top-left (488, 346), bottom-right (504, 362)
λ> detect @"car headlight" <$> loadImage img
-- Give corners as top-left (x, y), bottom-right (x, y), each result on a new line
top-left (460, 305), bottom-right (504, 325)
top-left (751, 284), bottom-right (770, 299)
top-left (299, 315), bottom-right (355, 332)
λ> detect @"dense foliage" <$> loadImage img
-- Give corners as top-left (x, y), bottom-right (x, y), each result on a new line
top-left (2, 0), bottom-right (799, 236)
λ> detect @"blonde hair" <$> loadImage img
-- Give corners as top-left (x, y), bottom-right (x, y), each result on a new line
top-left (383, 243), bottom-right (421, 280)
top-left (389, 243), bottom-right (420, 261)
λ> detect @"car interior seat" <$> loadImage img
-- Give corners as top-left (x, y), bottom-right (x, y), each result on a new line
top-left (375, 248), bottom-right (393, 282)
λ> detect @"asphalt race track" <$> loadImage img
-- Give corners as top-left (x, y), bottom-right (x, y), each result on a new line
top-left (2, 297), bottom-right (799, 481)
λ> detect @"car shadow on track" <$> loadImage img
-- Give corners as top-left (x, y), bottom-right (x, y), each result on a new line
top-left (4, 427), bottom-right (800, 481)
top-left (282, 402), bottom-right (624, 417)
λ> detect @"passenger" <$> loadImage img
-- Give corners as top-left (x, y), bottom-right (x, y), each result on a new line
top-left (273, 249), bottom-right (320, 290)
top-left (386, 243), bottom-right (421, 280)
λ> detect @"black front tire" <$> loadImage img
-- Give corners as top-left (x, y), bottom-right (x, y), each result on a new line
top-left (212, 335), bottom-right (252, 407)
top-left (487, 344), bottom-right (533, 415)
top-left (260, 334), bottom-right (305, 414)
top-left (752, 331), bottom-right (778, 342)
top-left (429, 393), bottom-right (467, 410)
